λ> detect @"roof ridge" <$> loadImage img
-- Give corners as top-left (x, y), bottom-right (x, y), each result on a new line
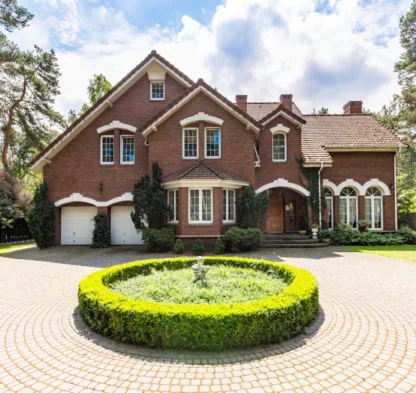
top-left (303, 113), bottom-right (373, 117)
top-left (259, 103), bottom-right (306, 125)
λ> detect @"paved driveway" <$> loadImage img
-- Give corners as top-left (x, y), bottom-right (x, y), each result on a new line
top-left (0, 246), bottom-right (415, 393)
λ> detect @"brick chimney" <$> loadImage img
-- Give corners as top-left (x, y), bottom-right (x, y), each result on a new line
top-left (236, 95), bottom-right (247, 112)
top-left (343, 101), bottom-right (363, 114)
top-left (280, 94), bottom-right (293, 112)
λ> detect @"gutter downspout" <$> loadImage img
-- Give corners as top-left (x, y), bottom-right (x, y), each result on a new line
top-left (394, 152), bottom-right (398, 231)
top-left (318, 162), bottom-right (324, 229)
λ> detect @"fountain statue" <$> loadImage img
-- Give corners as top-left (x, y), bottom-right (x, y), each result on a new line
top-left (191, 256), bottom-right (210, 286)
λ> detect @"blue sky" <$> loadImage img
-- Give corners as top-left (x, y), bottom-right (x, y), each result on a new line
top-left (7, 0), bottom-right (413, 116)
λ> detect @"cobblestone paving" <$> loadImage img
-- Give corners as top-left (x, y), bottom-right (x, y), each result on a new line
top-left (0, 246), bottom-right (415, 393)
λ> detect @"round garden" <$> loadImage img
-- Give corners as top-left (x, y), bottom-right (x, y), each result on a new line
top-left (78, 257), bottom-right (319, 350)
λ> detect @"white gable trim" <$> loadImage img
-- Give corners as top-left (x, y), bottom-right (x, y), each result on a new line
top-left (255, 178), bottom-right (310, 197)
top-left (362, 179), bottom-right (391, 196)
top-left (162, 179), bottom-right (248, 189)
top-left (97, 121), bottom-right (137, 134)
top-left (270, 124), bottom-right (290, 134)
top-left (142, 85), bottom-right (260, 137)
top-left (180, 112), bottom-right (224, 127)
top-left (31, 56), bottom-right (192, 173)
top-left (262, 111), bottom-right (303, 127)
top-left (322, 180), bottom-right (337, 194)
top-left (55, 192), bottom-right (133, 207)
top-left (335, 179), bottom-right (365, 196)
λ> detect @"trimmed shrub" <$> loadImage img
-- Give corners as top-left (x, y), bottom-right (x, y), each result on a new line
top-left (319, 229), bottom-right (332, 240)
top-left (222, 227), bottom-right (263, 252)
top-left (142, 228), bottom-right (175, 252)
top-left (398, 226), bottom-right (416, 244)
top-left (193, 239), bottom-right (205, 255)
top-left (214, 237), bottom-right (225, 254)
top-left (91, 213), bottom-right (111, 248)
top-left (358, 220), bottom-right (372, 230)
top-left (173, 238), bottom-right (185, 254)
top-left (78, 257), bottom-right (319, 350)
top-left (26, 182), bottom-right (55, 249)
top-left (331, 230), bottom-right (405, 246)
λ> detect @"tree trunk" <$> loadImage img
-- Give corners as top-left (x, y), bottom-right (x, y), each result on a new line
top-left (2, 78), bottom-right (28, 172)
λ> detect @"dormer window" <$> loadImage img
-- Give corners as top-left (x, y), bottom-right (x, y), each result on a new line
top-left (151, 82), bottom-right (164, 100)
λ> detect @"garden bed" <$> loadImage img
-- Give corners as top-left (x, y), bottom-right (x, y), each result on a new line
top-left (78, 257), bottom-right (319, 350)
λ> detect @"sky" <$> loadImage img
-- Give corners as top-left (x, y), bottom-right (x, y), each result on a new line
top-left (5, 0), bottom-right (413, 118)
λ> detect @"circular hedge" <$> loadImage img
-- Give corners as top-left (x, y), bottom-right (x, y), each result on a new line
top-left (78, 257), bottom-right (319, 350)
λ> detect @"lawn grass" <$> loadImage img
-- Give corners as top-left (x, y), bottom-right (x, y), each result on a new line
top-left (344, 245), bottom-right (416, 263)
top-left (0, 243), bottom-right (36, 255)
top-left (110, 265), bottom-right (287, 304)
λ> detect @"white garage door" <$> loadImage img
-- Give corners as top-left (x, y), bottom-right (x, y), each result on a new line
top-left (61, 207), bottom-right (97, 245)
top-left (111, 206), bottom-right (143, 245)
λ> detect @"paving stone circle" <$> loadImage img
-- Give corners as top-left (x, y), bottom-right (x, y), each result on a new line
top-left (0, 246), bottom-right (415, 393)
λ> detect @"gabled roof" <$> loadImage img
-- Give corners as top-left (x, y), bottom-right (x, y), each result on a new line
top-left (302, 114), bottom-right (406, 164)
top-left (247, 102), bottom-right (303, 121)
top-left (30, 50), bottom-right (194, 172)
top-left (258, 103), bottom-right (306, 126)
top-left (162, 161), bottom-right (249, 183)
top-left (139, 79), bottom-right (263, 137)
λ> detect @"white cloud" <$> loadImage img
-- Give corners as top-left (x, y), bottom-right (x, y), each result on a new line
top-left (7, 0), bottom-right (411, 116)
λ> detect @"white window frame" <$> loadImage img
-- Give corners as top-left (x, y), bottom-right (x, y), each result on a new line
top-left (204, 127), bottom-right (221, 159)
top-left (100, 135), bottom-right (114, 165)
top-left (272, 132), bottom-right (287, 162)
top-left (120, 135), bottom-right (135, 165)
top-left (324, 188), bottom-right (334, 230)
top-left (340, 187), bottom-right (359, 228)
top-left (223, 189), bottom-right (236, 223)
top-left (150, 81), bottom-right (165, 101)
top-left (182, 128), bottom-right (199, 159)
top-left (365, 188), bottom-right (383, 231)
top-left (188, 188), bottom-right (213, 224)
top-left (168, 189), bottom-right (179, 224)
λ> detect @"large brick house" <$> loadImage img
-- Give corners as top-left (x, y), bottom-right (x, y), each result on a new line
top-left (30, 51), bottom-right (405, 246)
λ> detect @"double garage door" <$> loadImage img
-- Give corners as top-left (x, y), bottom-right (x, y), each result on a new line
top-left (61, 206), bottom-right (142, 245)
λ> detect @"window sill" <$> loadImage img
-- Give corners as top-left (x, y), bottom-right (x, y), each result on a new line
top-left (272, 160), bottom-right (287, 163)
top-left (150, 98), bottom-right (165, 101)
top-left (120, 162), bottom-right (135, 165)
top-left (205, 156), bottom-right (221, 159)
top-left (188, 222), bottom-right (213, 225)
top-left (100, 163), bottom-right (114, 166)
top-left (183, 157), bottom-right (199, 160)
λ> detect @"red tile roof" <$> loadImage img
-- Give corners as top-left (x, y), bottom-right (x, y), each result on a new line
top-left (302, 114), bottom-right (406, 163)
top-left (162, 161), bottom-right (249, 183)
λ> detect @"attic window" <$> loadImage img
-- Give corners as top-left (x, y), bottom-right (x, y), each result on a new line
top-left (151, 82), bottom-right (164, 100)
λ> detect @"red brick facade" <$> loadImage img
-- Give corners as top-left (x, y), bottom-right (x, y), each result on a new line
top-left (34, 53), bottom-right (399, 245)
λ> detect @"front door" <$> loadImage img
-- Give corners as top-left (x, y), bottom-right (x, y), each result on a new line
top-left (267, 193), bottom-right (284, 233)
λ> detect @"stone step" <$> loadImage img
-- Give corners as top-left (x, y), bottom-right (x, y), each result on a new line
top-left (259, 243), bottom-right (330, 249)
top-left (262, 239), bottom-right (319, 245)
top-left (263, 234), bottom-right (310, 241)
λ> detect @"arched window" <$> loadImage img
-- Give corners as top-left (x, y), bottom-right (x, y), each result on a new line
top-left (324, 187), bottom-right (334, 229)
top-left (340, 187), bottom-right (358, 228)
top-left (272, 133), bottom-right (287, 162)
top-left (365, 187), bottom-right (383, 230)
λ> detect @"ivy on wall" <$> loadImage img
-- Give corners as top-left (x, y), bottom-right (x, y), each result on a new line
top-left (296, 157), bottom-right (326, 223)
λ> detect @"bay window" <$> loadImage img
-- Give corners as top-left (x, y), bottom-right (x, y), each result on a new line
top-left (168, 189), bottom-right (179, 223)
top-left (223, 189), bottom-right (235, 223)
top-left (189, 189), bottom-right (212, 223)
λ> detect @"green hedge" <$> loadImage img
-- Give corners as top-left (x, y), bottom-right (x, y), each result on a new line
top-left (331, 229), bottom-right (405, 245)
top-left (78, 257), bottom-right (319, 350)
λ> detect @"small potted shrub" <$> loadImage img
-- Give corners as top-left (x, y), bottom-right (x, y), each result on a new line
top-left (298, 207), bottom-right (309, 236)
top-left (311, 224), bottom-right (319, 240)
top-left (319, 229), bottom-right (332, 243)
top-left (358, 220), bottom-right (372, 232)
